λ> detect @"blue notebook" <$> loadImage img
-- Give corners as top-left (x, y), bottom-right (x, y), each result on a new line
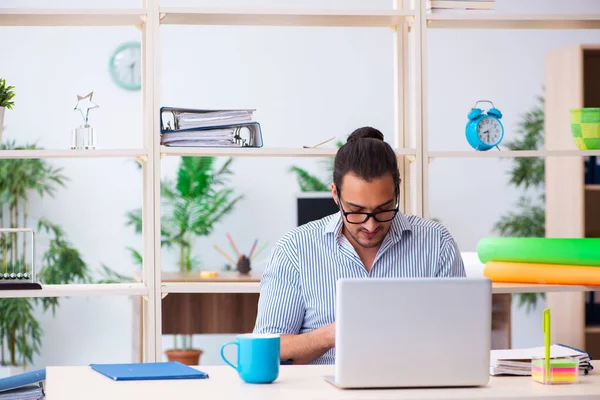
top-left (89, 362), bottom-right (209, 381)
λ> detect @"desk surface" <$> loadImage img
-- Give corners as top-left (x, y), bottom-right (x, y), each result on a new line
top-left (46, 362), bottom-right (600, 400)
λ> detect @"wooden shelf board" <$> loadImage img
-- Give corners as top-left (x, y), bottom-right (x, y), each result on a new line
top-left (0, 9), bottom-right (146, 26)
top-left (0, 149), bottom-right (148, 159)
top-left (586, 326), bottom-right (600, 334)
top-left (160, 281), bottom-right (598, 295)
top-left (427, 14), bottom-right (600, 30)
top-left (159, 8), bottom-right (414, 27)
top-left (162, 282), bottom-right (260, 294)
top-left (0, 283), bottom-right (148, 299)
top-left (161, 146), bottom-right (416, 158)
top-left (586, 184), bottom-right (600, 191)
top-left (492, 283), bottom-right (598, 294)
top-left (429, 149), bottom-right (600, 159)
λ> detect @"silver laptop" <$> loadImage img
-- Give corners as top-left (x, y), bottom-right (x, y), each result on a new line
top-left (326, 277), bottom-right (491, 389)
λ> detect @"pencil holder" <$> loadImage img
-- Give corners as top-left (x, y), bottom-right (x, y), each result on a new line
top-left (531, 357), bottom-right (578, 385)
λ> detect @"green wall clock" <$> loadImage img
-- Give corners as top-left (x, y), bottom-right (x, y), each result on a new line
top-left (109, 41), bottom-right (141, 91)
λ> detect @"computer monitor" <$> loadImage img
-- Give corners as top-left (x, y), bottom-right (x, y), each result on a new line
top-left (296, 192), bottom-right (338, 226)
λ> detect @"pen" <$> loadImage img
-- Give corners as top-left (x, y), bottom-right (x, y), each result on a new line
top-left (543, 308), bottom-right (550, 382)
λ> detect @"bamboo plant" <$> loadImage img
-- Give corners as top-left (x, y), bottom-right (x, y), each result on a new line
top-left (126, 156), bottom-right (242, 352)
top-left (494, 94), bottom-right (546, 313)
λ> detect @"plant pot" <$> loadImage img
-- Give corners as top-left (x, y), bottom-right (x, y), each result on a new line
top-left (0, 106), bottom-right (5, 144)
top-left (571, 108), bottom-right (600, 150)
top-left (0, 364), bottom-right (26, 379)
top-left (164, 349), bottom-right (203, 366)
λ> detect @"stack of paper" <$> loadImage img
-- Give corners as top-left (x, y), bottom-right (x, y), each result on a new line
top-left (490, 344), bottom-right (593, 376)
top-left (167, 109), bottom-right (254, 130)
top-left (159, 107), bottom-right (263, 148)
top-left (0, 385), bottom-right (43, 400)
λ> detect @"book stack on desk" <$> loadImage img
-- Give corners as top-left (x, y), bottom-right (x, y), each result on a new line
top-left (159, 107), bottom-right (264, 148)
top-left (490, 344), bottom-right (593, 376)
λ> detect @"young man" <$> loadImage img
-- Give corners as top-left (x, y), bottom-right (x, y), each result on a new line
top-left (253, 127), bottom-right (466, 365)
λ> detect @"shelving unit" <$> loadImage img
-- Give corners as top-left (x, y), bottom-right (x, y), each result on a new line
top-left (545, 44), bottom-right (600, 359)
top-left (1, 1), bottom-right (600, 363)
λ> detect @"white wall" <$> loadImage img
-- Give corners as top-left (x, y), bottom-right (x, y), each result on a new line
top-left (1, 0), bottom-right (599, 368)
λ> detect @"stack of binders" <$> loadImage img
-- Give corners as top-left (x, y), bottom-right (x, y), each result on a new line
top-left (490, 344), bottom-right (593, 376)
top-left (159, 107), bottom-right (264, 148)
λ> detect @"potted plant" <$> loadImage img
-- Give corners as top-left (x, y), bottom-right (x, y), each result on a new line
top-left (0, 79), bottom-right (15, 143)
top-left (494, 94), bottom-right (546, 312)
top-left (126, 156), bottom-right (242, 365)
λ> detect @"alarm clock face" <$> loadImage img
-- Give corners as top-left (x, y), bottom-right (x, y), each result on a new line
top-left (109, 42), bottom-right (141, 91)
top-left (478, 117), bottom-right (502, 145)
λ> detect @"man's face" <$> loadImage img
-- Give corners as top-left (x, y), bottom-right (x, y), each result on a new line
top-left (332, 172), bottom-right (397, 249)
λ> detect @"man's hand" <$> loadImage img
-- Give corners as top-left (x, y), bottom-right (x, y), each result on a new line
top-left (280, 322), bottom-right (336, 365)
top-left (323, 322), bottom-right (336, 348)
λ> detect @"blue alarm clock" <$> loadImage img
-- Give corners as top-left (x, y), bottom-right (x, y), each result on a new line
top-left (466, 100), bottom-right (504, 151)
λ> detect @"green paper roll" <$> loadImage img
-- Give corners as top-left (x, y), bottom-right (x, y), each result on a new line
top-left (477, 237), bottom-right (600, 267)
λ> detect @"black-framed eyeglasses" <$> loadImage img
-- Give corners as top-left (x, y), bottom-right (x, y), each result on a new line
top-left (337, 195), bottom-right (399, 224)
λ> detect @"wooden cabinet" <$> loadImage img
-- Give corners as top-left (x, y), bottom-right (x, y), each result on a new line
top-left (545, 44), bottom-right (600, 357)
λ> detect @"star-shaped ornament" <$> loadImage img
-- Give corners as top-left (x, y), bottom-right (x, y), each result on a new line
top-left (74, 92), bottom-right (99, 125)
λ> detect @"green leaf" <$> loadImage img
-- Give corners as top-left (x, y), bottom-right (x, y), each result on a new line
top-left (289, 166), bottom-right (330, 192)
top-left (0, 79), bottom-right (16, 109)
top-left (96, 264), bottom-right (132, 284)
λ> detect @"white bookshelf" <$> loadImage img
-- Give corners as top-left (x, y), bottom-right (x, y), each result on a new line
top-left (1, 1), bottom-right (600, 362)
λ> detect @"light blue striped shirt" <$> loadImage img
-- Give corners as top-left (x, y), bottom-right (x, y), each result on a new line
top-left (253, 211), bottom-right (466, 365)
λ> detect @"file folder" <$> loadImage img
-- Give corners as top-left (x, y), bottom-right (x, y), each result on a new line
top-left (160, 107), bottom-right (255, 133)
top-left (159, 107), bottom-right (263, 148)
top-left (0, 369), bottom-right (45, 400)
top-left (89, 362), bottom-right (209, 381)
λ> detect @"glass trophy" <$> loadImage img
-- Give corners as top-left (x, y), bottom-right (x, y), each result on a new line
top-left (71, 91), bottom-right (99, 150)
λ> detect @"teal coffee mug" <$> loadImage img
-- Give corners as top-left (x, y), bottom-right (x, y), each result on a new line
top-left (220, 333), bottom-right (280, 384)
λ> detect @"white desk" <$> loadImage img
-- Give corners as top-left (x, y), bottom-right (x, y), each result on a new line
top-left (46, 361), bottom-right (600, 400)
